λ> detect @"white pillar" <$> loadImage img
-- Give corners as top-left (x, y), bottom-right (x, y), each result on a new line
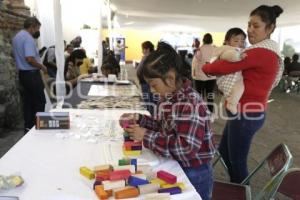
top-left (107, 0), bottom-right (113, 50)
top-left (98, 0), bottom-right (103, 74)
top-left (53, 0), bottom-right (66, 107)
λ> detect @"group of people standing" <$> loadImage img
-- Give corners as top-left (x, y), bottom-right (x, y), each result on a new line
top-left (129, 4), bottom-right (284, 200)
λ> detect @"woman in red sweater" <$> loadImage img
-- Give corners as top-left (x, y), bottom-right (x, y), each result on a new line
top-left (203, 5), bottom-right (284, 183)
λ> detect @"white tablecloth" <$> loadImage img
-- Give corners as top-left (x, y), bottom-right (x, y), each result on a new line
top-left (0, 109), bottom-right (201, 200)
top-left (88, 85), bottom-right (140, 97)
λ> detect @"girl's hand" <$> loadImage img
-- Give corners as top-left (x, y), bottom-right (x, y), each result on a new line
top-left (124, 125), bottom-right (146, 141)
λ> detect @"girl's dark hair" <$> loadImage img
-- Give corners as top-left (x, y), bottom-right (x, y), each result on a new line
top-left (202, 33), bottom-right (213, 44)
top-left (224, 28), bottom-right (246, 44)
top-left (250, 5), bottom-right (283, 28)
top-left (142, 42), bottom-right (183, 87)
top-left (142, 41), bottom-right (154, 52)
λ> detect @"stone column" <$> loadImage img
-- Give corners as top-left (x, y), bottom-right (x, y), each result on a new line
top-left (0, 0), bottom-right (29, 131)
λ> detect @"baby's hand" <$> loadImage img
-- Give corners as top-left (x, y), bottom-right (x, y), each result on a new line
top-left (240, 53), bottom-right (247, 60)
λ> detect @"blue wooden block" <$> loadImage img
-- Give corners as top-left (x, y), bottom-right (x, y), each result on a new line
top-left (93, 180), bottom-right (102, 190)
top-left (128, 175), bottom-right (149, 186)
top-left (130, 158), bottom-right (137, 172)
top-left (158, 187), bottom-right (182, 195)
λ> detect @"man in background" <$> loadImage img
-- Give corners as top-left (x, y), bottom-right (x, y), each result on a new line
top-left (12, 17), bottom-right (47, 133)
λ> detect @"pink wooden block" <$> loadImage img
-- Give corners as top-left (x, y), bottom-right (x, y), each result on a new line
top-left (109, 169), bottom-right (131, 181)
top-left (157, 170), bottom-right (177, 184)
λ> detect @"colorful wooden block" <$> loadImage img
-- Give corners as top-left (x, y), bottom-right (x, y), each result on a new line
top-left (105, 189), bottom-right (113, 197)
top-left (93, 180), bottom-right (102, 190)
top-left (128, 175), bottom-right (149, 186)
top-left (114, 186), bottom-right (139, 199)
top-left (131, 145), bottom-right (143, 150)
top-left (94, 185), bottom-right (108, 200)
top-left (109, 169), bottom-right (131, 181)
top-left (157, 170), bottom-right (177, 184)
top-left (113, 186), bottom-right (135, 194)
top-left (130, 158), bottom-right (137, 172)
top-left (96, 171), bottom-right (110, 181)
top-left (102, 180), bottom-right (126, 190)
top-left (158, 187), bottom-right (182, 195)
top-left (162, 182), bottom-right (185, 190)
top-left (118, 158), bottom-right (130, 166)
top-left (150, 178), bottom-right (167, 187)
top-left (138, 183), bottom-right (160, 194)
top-left (80, 167), bottom-right (95, 180)
top-left (123, 149), bottom-right (141, 156)
top-left (94, 164), bottom-right (112, 173)
top-left (144, 193), bottom-right (171, 200)
top-left (113, 165), bottom-right (136, 173)
top-left (132, 173), bottom-right (147, 180)
top-left (123, 141), bottom-right (142, 148)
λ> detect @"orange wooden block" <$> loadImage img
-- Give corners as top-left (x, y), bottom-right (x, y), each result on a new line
top-left (96, 171), bottom-right (110, 181)
top-left (95, 185), bottom-right (108, 200)
top-left (105, 189), bottom-right (113, 197)
top-left (114, 187), bottom-right (139, 199)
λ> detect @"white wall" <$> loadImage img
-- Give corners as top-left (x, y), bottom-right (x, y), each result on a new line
top-left (24, 0), bottom-right (104, 57)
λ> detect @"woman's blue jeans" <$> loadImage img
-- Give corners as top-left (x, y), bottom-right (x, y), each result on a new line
top-left (218, 110), bottom-right (266, 183)
top-left (182, 163), bottom-right (213, 200)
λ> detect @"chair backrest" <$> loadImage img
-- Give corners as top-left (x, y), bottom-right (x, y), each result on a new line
top-left (272, 168), bottom-right (300, 199)
top-left (241, 144), bottom-right (293, 200)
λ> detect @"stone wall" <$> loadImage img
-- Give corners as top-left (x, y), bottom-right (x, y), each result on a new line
top-left (0, 0), bottom-right (30, 131)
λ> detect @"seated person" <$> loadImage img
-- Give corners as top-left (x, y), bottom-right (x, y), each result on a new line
top-left (65, 49), bottom-right (86, 89)
top-left (288, 54), bottom-right (300, 77)
top-left (80, 57), bottom-right (93, 75)
top-left (101, 50), bottom-right (120, 76)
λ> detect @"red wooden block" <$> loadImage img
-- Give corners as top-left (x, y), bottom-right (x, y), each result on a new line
top-left (124, 141), bottom-right (142, 148)
top-left (109, 169), bottom-right (131, 181)
top-left (157, 170), bottom-right (177, 184)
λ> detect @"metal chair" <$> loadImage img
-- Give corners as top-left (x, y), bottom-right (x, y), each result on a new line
top-left (212, 143), bottom-right (293, 200)
top-left (270, 168), bottom-right (300, 200)
top-left (212, 180), bottom-right (251, 200)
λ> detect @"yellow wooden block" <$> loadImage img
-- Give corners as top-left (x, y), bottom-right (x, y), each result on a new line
top-left (144, 192), bottom-right (171, 200)
top-left (150, 178), bottom-right (167, 187)
top-left (162, 182), bottom-right (185, 190)
top-left (80, 167), bottom-right (95, 180)
top-left (123, 149), bottom-right (141, 156)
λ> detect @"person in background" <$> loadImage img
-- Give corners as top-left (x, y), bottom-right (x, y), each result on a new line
top-left (80, 57), bottom-right (93, 75)
top-left (70, 36), bottom-right (82, 49)
top-left (120, 42), bottom-right (214, 200)
top-left (114, 40), bottom-right (127, 64)
top-left (65, 49), bottom-right (86, 88)
top-left (136, 41), bottom-right (157, 115)
top-left (192, 38), bottom-right (200, 54)
top-left (287, 53), bottom-right (300, 76)
top-left (43, 45), bottom-right (56, 78)
top-left (64, 44), bottom-right (74, 59)
top-left (203, 5), bottom-right (284, 183)
top-left (12, 17), bottom-right (47, 133)
top-left (192, 33), bottom-right (216, 113)
top-left (101, 50), bottom-right (120, 77)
